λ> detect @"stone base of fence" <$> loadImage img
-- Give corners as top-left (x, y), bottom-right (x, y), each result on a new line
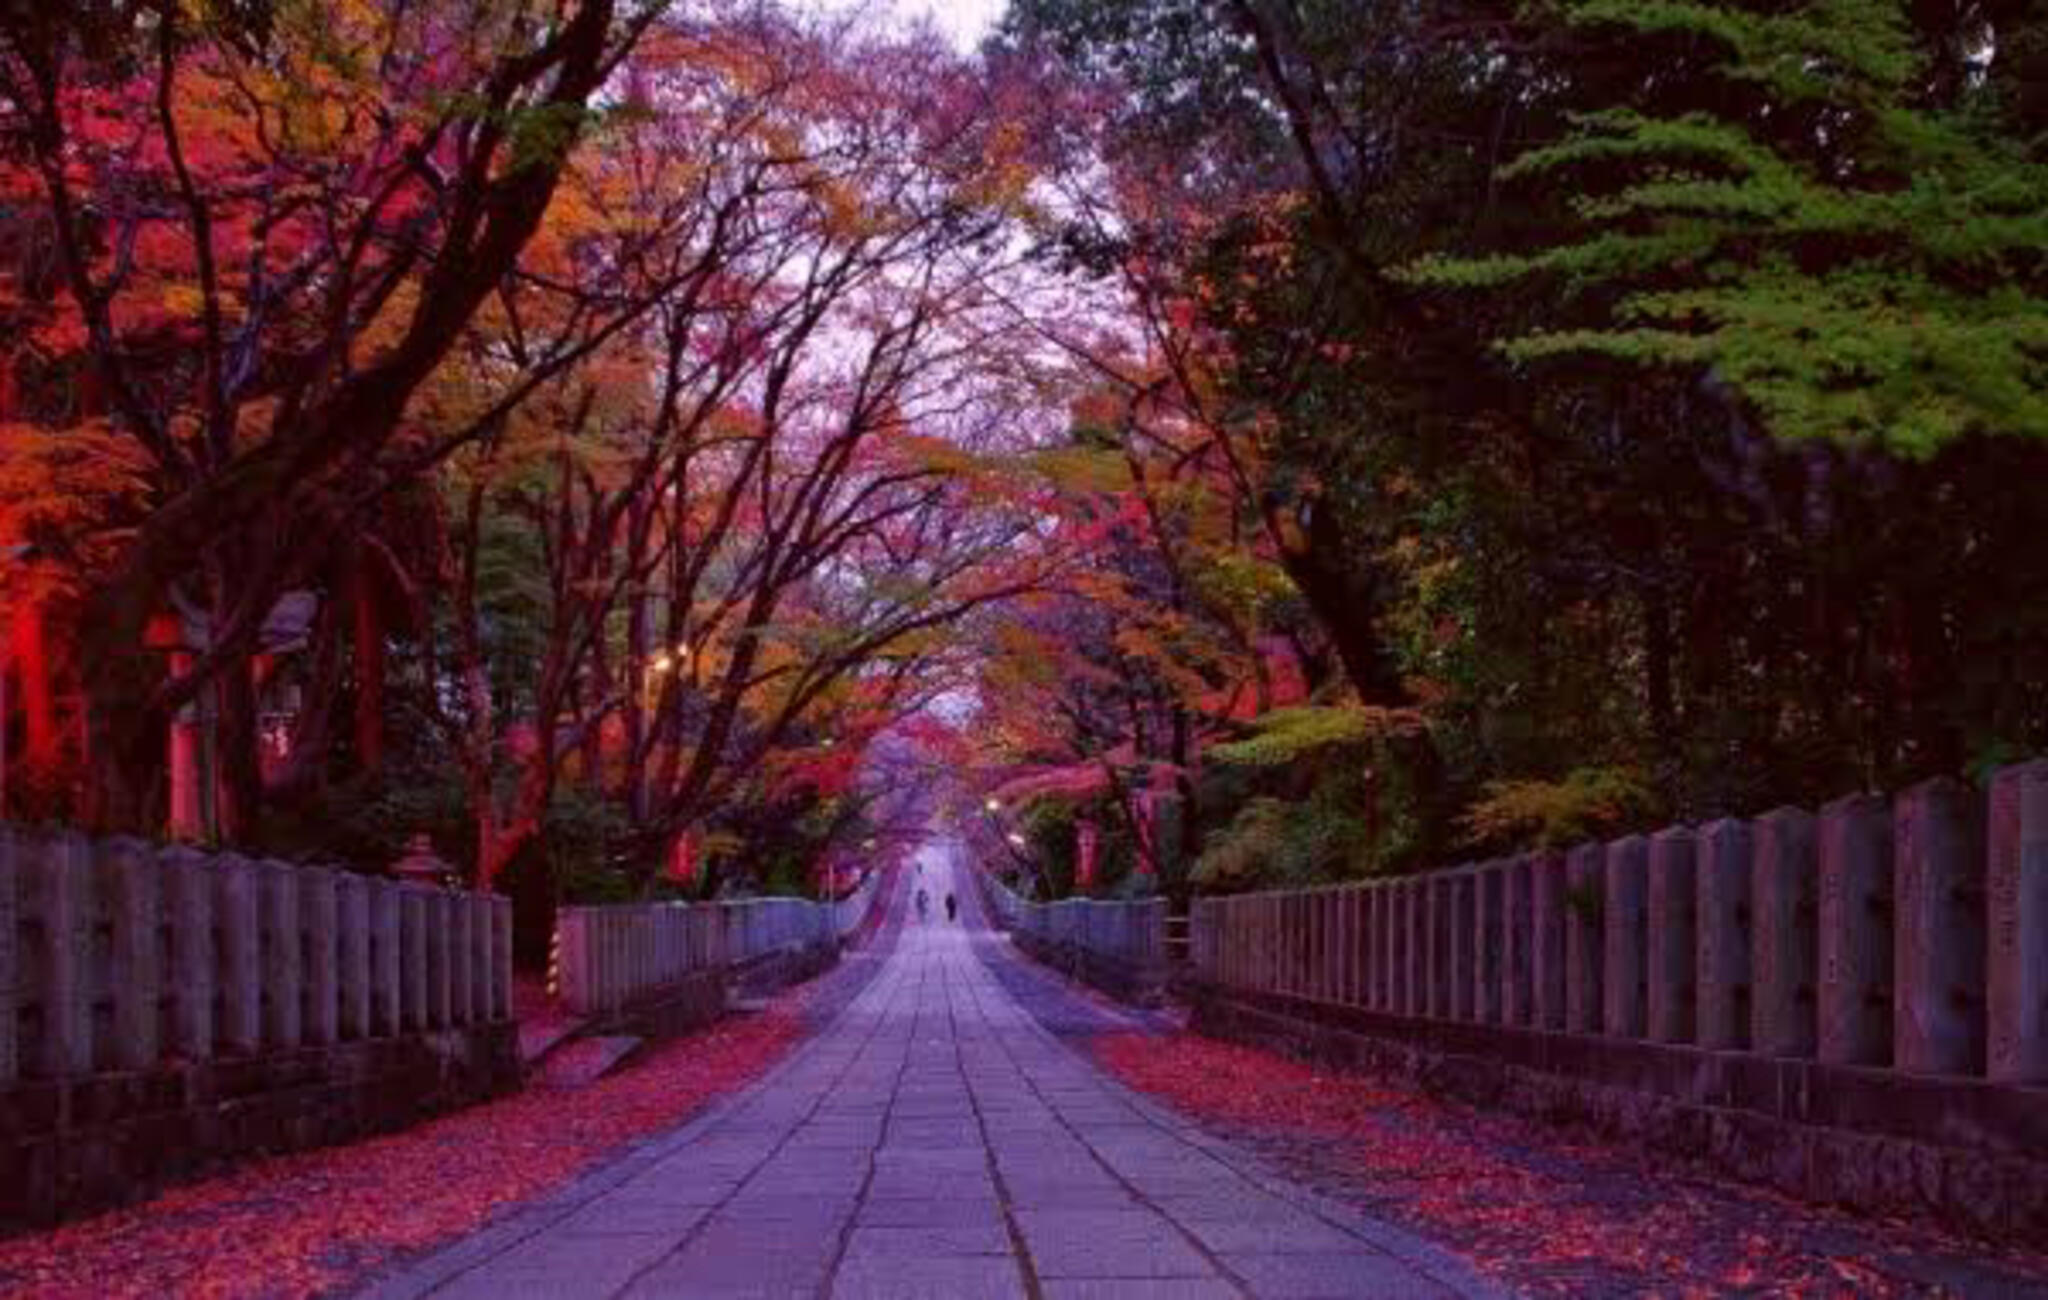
top-left (729, 938), bottom-right (841, 1002)
top-left (0, 1020), bottom-right (519, 1230)
top-left (1184, 979), bottom-right (2048, 1243)
top-left (577, 936), bottom-right (844, 1044)
top-left (584, 967), bottom-right (730, 1041)
top-left (1012, 930), bottom-right (1167, 1007)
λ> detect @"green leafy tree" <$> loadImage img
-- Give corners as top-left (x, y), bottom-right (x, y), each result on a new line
top-left (1403, 0), bottom-right (2048, 454)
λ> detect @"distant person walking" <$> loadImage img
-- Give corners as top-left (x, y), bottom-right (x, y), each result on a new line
top-left (916, 888), bottom-right (930, 922)
top-left (945, 892), bottom-right (958, 923)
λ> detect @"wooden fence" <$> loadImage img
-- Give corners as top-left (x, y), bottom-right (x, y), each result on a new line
top-left (1, 827), bottom-right (509, 1086)
top-left (1189, 761), bottom-right (2048, 1085)
top-left (982, 876), bottom-right (1167, 1001)
top-left (555, 869), bottom-right (885, 1016)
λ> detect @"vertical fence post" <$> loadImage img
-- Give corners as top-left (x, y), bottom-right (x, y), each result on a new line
top-left (1474, 864), bottom-right (1503, 1025)
top-left (1603, 836), bottom-right (1649, 1039)
top-left (161, 848), bottom-right (214, 1063)
top-left (1390, 882), bottom-right (1410, 1014)
top-left (1989, 761), bottom-right (2048, 1083)
top-left (448, 891), bottom-right (473, 1027)
top-left (473, 894), bottom-right (494, 1024)
top-left (400, 885), bottom-right (430, 1032)
top-left (1648, 828), bottom-right (1697, 1044)
top-left (94, 839), bottom-right (158, 1072)
top-left (494, 896), bottom-right (514, 1021)
top-left (301, 867), bottom-right (339, 1046)
top-left (1564, 844), bottom-right (1604, 1034)
top-left (1530, 851), bottom-right (1567, 1031)
top-left (1449, 870), bottom-right (1477, 1021)
top-left (1357, 887), bottom-right (1377, 1011)
top-left (99, 837), bottom-right (161, 1071)
top-left (215, 854), bottom-right (261, 1055)
top-left (1818, 794), bottom-right (1894, 1066)
top-left (258, 862), bottom-right (303, 1050)
top-left (23, 832), bottom-right (92, 1075)
top-left (1752, 808), bottom-right (1818, 1057)
top-left (1431, 875), bottom-right (1456, 1018)
top-left (1403, 879), bottom-right (1426, 1015)
top-left (1893, 777), bottom-right (1985, 1075)
top-left (337, 873), bottom-right (370, 1041)
top-left (1346, 886), bottom-right (1364, 1006)
top-left (369, 880), bottom-right (403, 1036)
top-left (1502, 856), bottom-right (1533, 1027)
top-left (1695, 819), bottom-right (1754, 1051)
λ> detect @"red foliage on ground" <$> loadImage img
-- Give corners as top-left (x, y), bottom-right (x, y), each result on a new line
top-left (0, 1002), bottom-right (809, 1299)
top-left (1092, 1031), bottom-right (2048, 1297)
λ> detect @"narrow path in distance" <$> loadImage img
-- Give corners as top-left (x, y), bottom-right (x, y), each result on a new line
top-left (369, 845), bottom-right (1496, 1299)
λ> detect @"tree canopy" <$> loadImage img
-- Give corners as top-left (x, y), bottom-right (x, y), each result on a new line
top-left (2, 0), bottom-right (2042, 919)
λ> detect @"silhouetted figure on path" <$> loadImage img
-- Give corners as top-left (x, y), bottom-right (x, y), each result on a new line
top-left (945, 893), bottom-right (958, 923)
top-left (916, 889), bottom-right (930, 922)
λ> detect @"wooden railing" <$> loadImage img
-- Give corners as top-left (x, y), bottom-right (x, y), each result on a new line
top-left (1, 827), bottom-right (509, 1086)
top-left (981, 874), bottom-right (1167, 1001)
top-left (555, 869), bottom-right (884, 1016)
top-left (1188, 760), bottom-right (2048, 1085)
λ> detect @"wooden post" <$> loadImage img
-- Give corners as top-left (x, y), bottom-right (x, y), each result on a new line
top-left (369, 880), bottom-right (404, 1036)
top-left (448, 891), bottom-right (473, 1026)
top-left (1565, 843), bottom-right (1605, 1034)
top-left (162, 849), bottom-right (215, 1061)
top-left (1893, 778), bottom-right (1984, 1075)
top-left (337, 874), bottom-right (371, 1040)
top-left (22, 833), bottom-right (92, 1074)
top-left (1474, 863), bottom-right (1503, 1024)
top-left (1603, 836), bottom-right (1649, 1039)
top-left (1502, 856), bottom-right (1534, 1027)
top-left (256, 862), bottom-right (302, 1050)
top-left (1695, 819), bottom-right (1754, 1051)
top-left (494, 896), bottom-right (514, 1021)
top-left (1818, 794), bottom-right (1894, 1066)
top-left (1648, 828), bottom-right (1698, 1044)
top-left (1752, 807), bottom-right (1818, 1057)
top-left (215, 854), bottom-right (261, 1054)
top-left (300, 867), bottom-right (339, 1046)
top-left (1989, 761), bottom-right (2048, 1083)
top-left (1530, 852), bottom-right (1567, 1031)
top-left (97, 837), bottom-right (161, 1070)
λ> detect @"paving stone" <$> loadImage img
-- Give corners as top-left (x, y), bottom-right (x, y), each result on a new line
top-left (1041, 1282), bottom-right (1243, 1300)
top-left (1180, 1214), bottom-right (1372, 1255)
top-left (830, 1254), bottom-right (1028, 1298)
top-left (365, 848), bottom-right (1489, 1300)
top-left (551, 1198), bottom-right (711, 1238)
top-left (856, 1198), bottom-right (1013, 1228)
top-left (1224, 1250), bottom-right (1455, 1298)
top-left (842, 1222), bottom-right (1013, 1259)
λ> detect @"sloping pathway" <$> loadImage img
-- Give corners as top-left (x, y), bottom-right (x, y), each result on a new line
top-left (363, 850), bottom-right (1498, 1299)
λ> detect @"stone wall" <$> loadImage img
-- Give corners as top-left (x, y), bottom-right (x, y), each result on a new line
top-left (1182, 760), bottom-right (2048, 1240)
top-left (0, 827), bottom-right (518, 1229)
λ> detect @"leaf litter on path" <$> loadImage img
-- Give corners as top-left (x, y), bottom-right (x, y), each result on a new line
top-left (1091, 1031), bottom-right (2048, 1298)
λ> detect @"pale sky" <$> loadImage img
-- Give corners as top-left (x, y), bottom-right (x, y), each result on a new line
top-left (901, 0), bottom-right (1005, 50)
top-left (830, 0), bottom-right (1007, 52)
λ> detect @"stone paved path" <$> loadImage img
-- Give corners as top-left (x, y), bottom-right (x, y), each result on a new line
top-left (367, 851), bottom-right (1499, 1299)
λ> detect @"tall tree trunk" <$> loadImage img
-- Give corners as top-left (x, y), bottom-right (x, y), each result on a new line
top-left (214, 649), bottom-right (263, 844)
top-left (351, 553), bottom-right (386, 777)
